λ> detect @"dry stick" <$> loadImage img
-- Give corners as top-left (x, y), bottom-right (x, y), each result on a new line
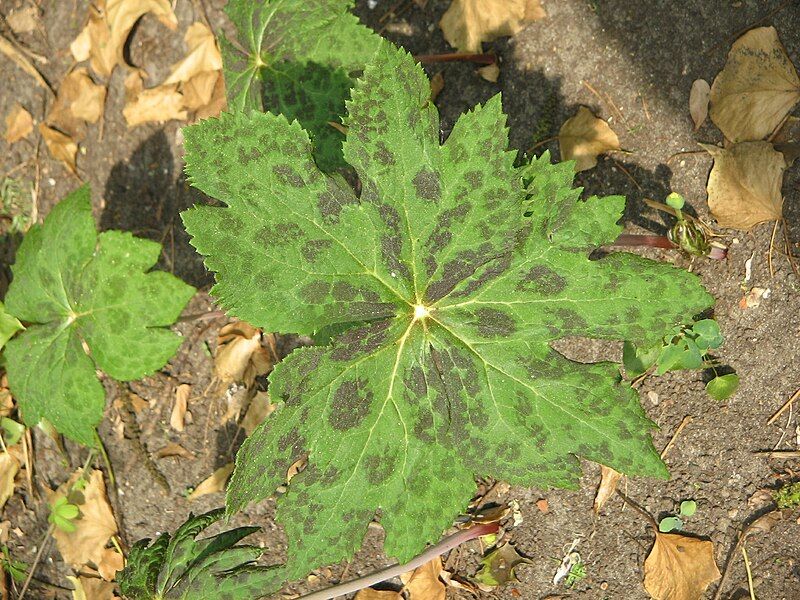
top-left (755, 450), bottom-right (800, 459)
top-left (741, 544), bottom-right (756, 600)
top-left (297, 523), bottom-right (499, 600)
top-left (415, 52), bottom-right (496, 65)
top-left (582, 80), bottom-right (626, 125)
top-left (17, 526), bottom-right (54, 600)
top-left (766, 387), bottom-right (800, 425)
top-left (712, 513), bottom-right (778, 600)
top-left (660, 415), bottom-right (692, 460)
top-left (768, 219), bottom-right (779, 278)
top-left (615, 490), bottom-right (658, 529)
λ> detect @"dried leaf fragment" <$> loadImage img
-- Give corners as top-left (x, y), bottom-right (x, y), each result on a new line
top-left (689, 79), bottom-right (710, 131)
top-left (6, 7), bottom-right (40, 35)
top-left (155, 442), bottom-right (194, 459)
top-left (354, 590), bottom-right (402, 600)
top-left (39, 123), bottom-right (78, 174)
top-left (643, 531), bottom-right (721, 600)
top-left (163, 22), bottom-right (222, 86)
top-left (215, 321), bottom-right (276, 387)
top-left (709, 26), bottom-right (800, 142)
top-left (0, 448), bottom-right (20, 511)
top-left (187, 462), bottom-right (234, 500)
top-left (47, 68), bottom-right (106, 140)
top-left (4, 104), bottom-right (33, 144)
top-left (559, 106), bottom-right (620, 171)
top-left (123, 72), bottom-right (187, 127)
top-left (440, 0), bottom-right (545, 53)
top-left (703, 141), bottom-right (786, 229)
top-left (170, 384), bottom-right (190, 431)
top-left (241, 391), bottom-right (275, 436)
top-left (68, 575), bottom-right (117, 600)
top-left (401, 556), bottom-right (446, 600)
top-left (594, 465), bottom-right (622, 513)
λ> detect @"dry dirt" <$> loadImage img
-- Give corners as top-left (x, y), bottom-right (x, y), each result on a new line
top-left (1, 0), bottom-right (799, 598)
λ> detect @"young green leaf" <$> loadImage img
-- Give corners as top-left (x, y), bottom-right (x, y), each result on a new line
top-left (658, 516), bottom-right (684, 533)
top-left (49, 496), bottom-right (80, 533)
top-left (706, 373), bottom-right (739, 400)
top-left (690, 319), bottom-right (723, 350)
top-left (0, 302), bottom-right (23, 351)
top-left (622, 340), bottom-right (659, 378)
top-left (222, 0), bottom-right (382, 169)
top-left (182, 44), bottom-right (713, 587)
top-left (119, 509), bottom-right (281, 600)
top-left (679, 499), bottom-right (697, 517)
top-left (3, 186), bottom-right (195, 446)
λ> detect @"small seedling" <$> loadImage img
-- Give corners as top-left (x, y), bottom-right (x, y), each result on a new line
top-left (0, 545), bottom-right (27, 583)
top-left (773, 481), bottom-right (800, 510)
top-left (565, 558), bottom-right (587, 588)
top-left (48, 496), bottom-right (80, 533)
top-left (658, 499), bottom-right (698, 532)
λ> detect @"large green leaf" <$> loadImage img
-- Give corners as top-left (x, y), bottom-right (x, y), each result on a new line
top-left (183, 44), bottom-right (713, 588)
top-left (4, 186), bottom-right (194, 445)
top-left (222, 0), bottom-right (382, 170)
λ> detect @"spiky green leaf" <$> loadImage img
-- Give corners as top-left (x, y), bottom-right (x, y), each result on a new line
top-left (182, 44), bottom-right (713, 587)
top-left (3, 186), bottom-right (194, 445)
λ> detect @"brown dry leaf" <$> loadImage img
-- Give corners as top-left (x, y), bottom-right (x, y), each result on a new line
top-left (643, 531), bottom-right (721, 600)
top-left (170, 384), bottom-right (191, 431)
top-left (709, 26), bottom-right (800, 143)
top-left (688, 79), bottom-right (710, 131)
top-left (0, 448), bottom-right (21, 511)
top-left (477, 62), bottom-right (500, 83)
top-left (164, 22), bottom-right (222, 86)
top-left (183, 70), bottom-right (220, 111)
top-left (353, 590), bottom-right (402, 600)
top-left (97, 547), bottom-right (124, 581)
top-left (559, 106), bottom-right (620, 171)
top-left (593, 465), bottom-right (622, 513)
top-left (39, 123), bottom-right (78, 175)
top-left (703, 141), bottom-right (786, 229)
top-left (215, 321), bottom-right (276, 387)
top-left (440, 0), bottom-right (545, 53)
top-left (71, 0), bottom-right (178, 79)
top-left (68, 575), bottom-right (117, 600)
top-left (47, 68), bottom-right (106, 140)
top-left (286, 456), bottom-right (307, 483)
top-left (128, 392), bottom-right (149, 414)
top-left (155, 442), bottom-right (195, 460)
top-left (430, 72), bottom-right (445, 103)
top-left (51, 470), bottom-right (119, 572)
top-left (7, 6), bottom-right (40, 35)
top-left (241, 391), bottom-right (275, 436)
top-left (187, 463), bottom-right (234, 500)
top-left (123, 71), bottom-right (187, 127)
top-left (194, 72), bottom-right (227, 120)
top-left (401, 556), bottom-right (446, 600)
top-left (4, 104), bottom-right (33, 144)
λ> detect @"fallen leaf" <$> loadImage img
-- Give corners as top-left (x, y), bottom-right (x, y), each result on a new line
top-left (559, 106), bottom-right (620, 171)
top-left (0, 448), bottom-right (20, 510)
top-left (71, 0), bottom-right (178, 79)
top-left (709, 26), bottom-right (800, 142)
top-left (68, 575), bottom-right (117, 600)
top-left (187, 463), bottom-right (233, 500)
top-left (703, 141), bottom-right (786, 229)
top-left (47, 68), bottom-right (106, 140)
top-left (689, 79), bottom-right (710, 131)
top-left (51, 470), bottom-right (119, 573)
top-left (401, 556), bottom-right (446, 600)
top-left (215, 321), bottom-right (276, 387)
top-left (643, 531), bottom-right (721, 600)
top-left (6, 6), bottom-right (40, 35)
top-left (170, 384), bottom-right (190, 431)
top-left (353, 590), bottom-right (402, 600)
top-left (4, 104), bottom-right (33, 143)
top-left (240, 391), bottom-right (275, 436)
top-left (477, 62), bottom-right (500, 82)
top-left (193, 71), bottom-right (227, 120)
top-left (440, 0), bottom-right (545, 53)
top-left (97, 547), bottom-right (124, 581)
top-left (122, 71), bottom-right (187, 127)
top-left (39, 123), bottom-right (78, 174)
top-left (163, 22), bottom-right (222, 86)
top-left (155, 442), bottom-right (194, 459)
top-left (593, 465), bottom-right (622, 513)
top-left (536, 498), bottom-right (549, 514)
top-left (475, 543), bottom-right (530, 588)
top-left (183, 70), bottom-right (220, 111)
top-left (430, 72), bottom-right (445, 103)
top-left (739, 286), bottom-right (769, 309)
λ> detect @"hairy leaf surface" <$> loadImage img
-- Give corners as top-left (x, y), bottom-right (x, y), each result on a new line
top-left (183, 44), bottom-right (713, 586)
top-left (4, 186), bottom-right (194, 445)
top-left (222, 0), bottom-right (382, 169)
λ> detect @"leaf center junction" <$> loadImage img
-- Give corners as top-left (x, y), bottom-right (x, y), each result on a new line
top-left (413, 304), bottom-right (431, 321)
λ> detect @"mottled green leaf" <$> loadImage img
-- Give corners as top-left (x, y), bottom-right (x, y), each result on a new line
top-left (0, 302), bottom-right (23, 351)
top-left (3, 186), bottom-right (194, 446)
top-left (706, 373), bottom-right (739, 400)
top-left (182, 44), bottom-right (713, 588)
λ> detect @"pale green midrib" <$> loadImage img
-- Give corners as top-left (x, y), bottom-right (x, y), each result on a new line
top-left (428, 315), bottom-right (635, 454)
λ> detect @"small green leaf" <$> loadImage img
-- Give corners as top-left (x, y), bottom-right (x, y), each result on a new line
top-left (4, 186), bottom-right (195, 445)
top-left (679, 500), bottom-right (697, 517)
top-left (666, 192), bottom-right (685, 210)
top-left (706, 373), bottom-right (739, 400)
top-left (656, 337), bottom-right (702, 374)
top-left (475, 543), bottom-right (530, 587)
top-left (0, 302), bottom-right (23, 351)
top-left (0, 418), bottom-right (24, 446)
top-left (691, 319), bottom-right (723, 350)
top-left (1, 546), bottom-right (28, 583)
top-left (49, 496), bottom-right (80, 533)
top-left (658, 516), bottom-right (683, 533)
top-left (622, 340), bottom-right (659, 378)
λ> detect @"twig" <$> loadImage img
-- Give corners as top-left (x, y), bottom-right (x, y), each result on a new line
top-left (610, 234), bottom-right (675, 250)
top-left (17, 526), bottom-right (54, 600)
top-left (615, 490), bottom-right (658, 530)
top-left (768, 219), bottom-right (779, 278)
top-left (766, 387), bottom-right (800, 425)
top-left (660, 415), bottom-right (692, 459)
top-left (755, 450), bottom-right (800, 459)
top-left (741, 544), bottom-right (756, 600)
top-left (0, 33), bottom-right (52, 94)
top-left (582, 80), bottom-right (626, 125)
top-left (297, 523), bottom-right (499, 600)
top-left (610, 158), bottom-right (643, 192)
top-left (414, 52), bottom-right (496, 65)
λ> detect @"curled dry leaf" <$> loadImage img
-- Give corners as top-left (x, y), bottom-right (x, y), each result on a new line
top-left (4, 104), bottom-right (33, 144)
top-left (170, 384), bottom-right (191, 431)
top-left (51, 470), bottom-right (121, 578)
top-left (241, 391), bottom-right (275, 436)
top-left (71, 0), bottom-right (178, 79)
top-left (440, 0), bottom-right (545, 53)
top-left (709, 26), bottom-right (800, 142)
top-left (353, 590), bottom-right (402, 600)
top-left (215, 321), bottom-right (276, 387)
top-left (477, 62), bottom-right (500, 83)
top-left (643, 531), bottom-right (721, 600)
top-left (594, 464), bottom-right (622, 513)
top-left (123, 71), bottom-right (187, 127)
top-left (39, 123), bottom-right (78, 174)
top-left (559, 106), bottom-right (620, 171)
top-left (164, 22), bottom-right (222, 86)
top-left (688, 79), bottom-right (710, 131)
top-left (0, 447), bottom-right (21, 511)
top-left (155, 442), bottom-right (195, 460)
top-left (401, 556), bottom-right (446, 600)
top-left (47, 68), bottom-right (106, 140)
top-left (187, 462), bottom-right (234, 500)
top-left (68, 575), bottom-right (117, 600)
top-left (703, 141), bottom-right (786, 229)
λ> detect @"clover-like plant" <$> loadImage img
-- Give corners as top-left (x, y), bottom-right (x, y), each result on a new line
top-left (2, 186), bottom-right (194, 445)
top-left (181, 42), bottom-right (713, 589)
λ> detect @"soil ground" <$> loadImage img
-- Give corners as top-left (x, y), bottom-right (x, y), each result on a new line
top-left (1, 0), bottom-right (799, 598)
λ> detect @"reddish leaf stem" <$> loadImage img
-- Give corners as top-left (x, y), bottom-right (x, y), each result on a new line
top-left (611, 234), bottom-right (676, 250)
top-left (414, 52), bottom-right (496, 65)
top-left (296, 522), bottom-right (499, 600)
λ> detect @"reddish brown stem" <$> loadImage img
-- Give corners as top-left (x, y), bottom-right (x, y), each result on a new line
top-left (414, 52), bottom-right (496, 65)
top-left (611, 234), bottom-right (676, 249)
